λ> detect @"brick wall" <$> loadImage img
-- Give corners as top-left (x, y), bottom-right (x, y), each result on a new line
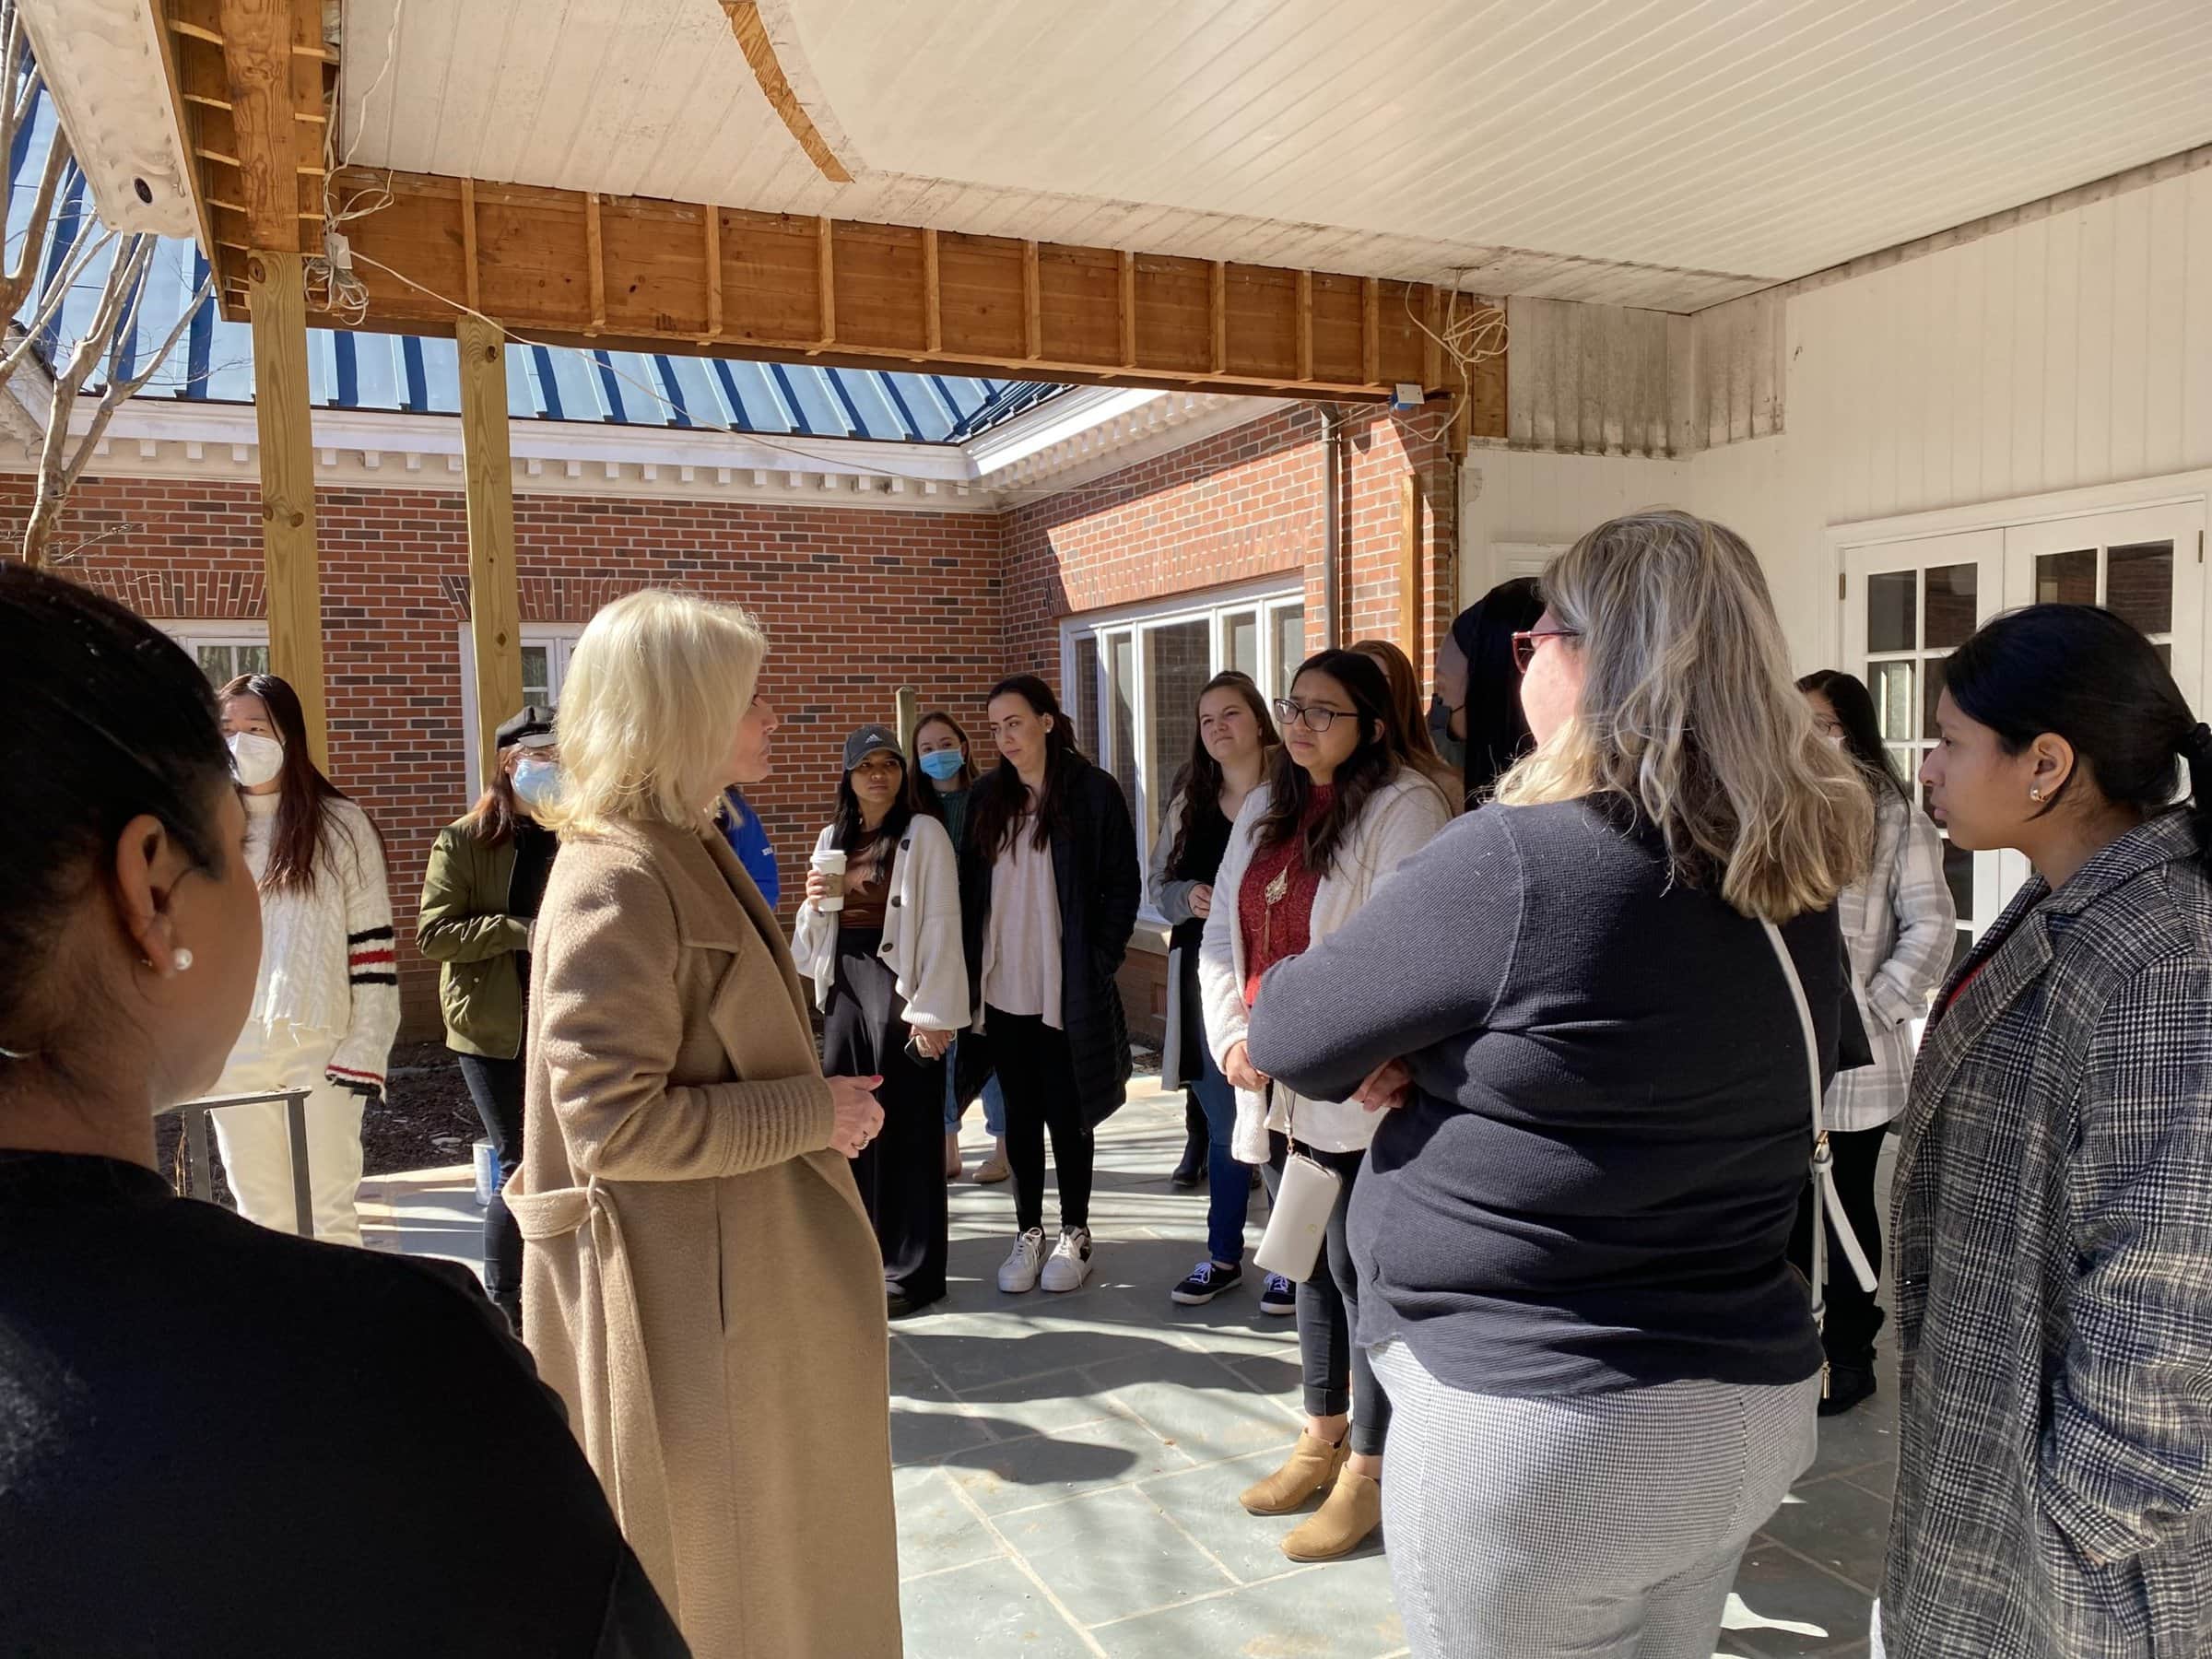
top-left (6, 475), bottom-right (1006, 1041)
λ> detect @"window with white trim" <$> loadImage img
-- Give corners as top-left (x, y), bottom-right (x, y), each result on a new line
top-left (457, 624), bottom-right (584, 802)
top-left (1063, 584), bottom-right (1306, 911)
top-left (154, 621), bottom-right (270, 688)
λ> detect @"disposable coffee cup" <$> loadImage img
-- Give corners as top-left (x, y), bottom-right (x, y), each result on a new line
top-left (811, 848), bottom-right (847, 912)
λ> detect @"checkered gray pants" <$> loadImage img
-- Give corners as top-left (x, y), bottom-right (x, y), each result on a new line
top-left (1371, 1339), bottom-right (1818, 1659)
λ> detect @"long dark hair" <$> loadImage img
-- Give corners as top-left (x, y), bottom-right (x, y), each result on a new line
top-left (1352, 638), bottom-right (1460, 802)
top-left (1942, 605), bottom-right (2212, 850)
top-left (218, 673), bottom-right (375, 894)
top-left (1798, 669), bottom-right (1910, 805)
top-left (831, 745), bottom-right (936, 859)
top-left (1, 565), bottom-right (233, 1080)
top-left (915, 711), bottom-right (981, 793)
top-left (1454, 576), bottom-right (1546, 800)
top-left (1253, 649), bottom-right (1411, 877)
top-left (463, 747), bottom-right (529, 848)
top-left (1164, 671), bottom-right (1278, 874)
top-left (970, 675), bottom-right (1086, 860)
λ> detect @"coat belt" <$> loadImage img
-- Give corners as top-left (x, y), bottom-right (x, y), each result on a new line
top-left (505, 1178), bottom-right (678, 1609)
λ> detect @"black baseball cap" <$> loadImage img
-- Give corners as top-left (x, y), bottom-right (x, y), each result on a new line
top-left (842, 724), bottom-right (903, 771)
top-left (496, 704), bottom-right (557, 751)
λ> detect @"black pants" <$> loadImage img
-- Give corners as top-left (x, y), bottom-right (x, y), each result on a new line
top-left (987, 1007), bottom-right (1092, 1236)
top-left (824, 931), bottom-right (948, 1305)
top-left (1266, 1132), bottom-right (1391, 1458)
top-left (1788, 1123), bottom-right (1888, 1368)
top-left (454, 1051), bottom-right (524, 1318)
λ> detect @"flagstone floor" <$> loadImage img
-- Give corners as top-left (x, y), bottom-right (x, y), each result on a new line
top-left (361, 1073), bottom-right (1894, 1659)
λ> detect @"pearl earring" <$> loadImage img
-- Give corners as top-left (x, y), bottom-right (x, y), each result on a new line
top-left (2030, 787), bottom-right (2043, 802)
top-left (171, 948), bottom-right (194, 973)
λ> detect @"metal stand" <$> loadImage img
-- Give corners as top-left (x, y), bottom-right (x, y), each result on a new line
top-left (160, 1088), bottom-right (317, 1239)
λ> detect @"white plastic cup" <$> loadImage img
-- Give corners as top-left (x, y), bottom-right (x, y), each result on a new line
top-left (811, 847), bottom-right (847, 912)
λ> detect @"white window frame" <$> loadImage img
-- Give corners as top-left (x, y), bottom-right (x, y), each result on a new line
top-left (456, 623), bottom-right (584, 803)
top-left (153, 619), bottom-right (271, 688)
top-left (1060, 578), bottom-right (1305, 928)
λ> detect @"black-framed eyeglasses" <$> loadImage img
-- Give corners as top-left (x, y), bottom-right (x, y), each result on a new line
top-left (1511, 627), bottom-right (1581, 675)
top-left (1272, 697), bottom-right (1347, 733)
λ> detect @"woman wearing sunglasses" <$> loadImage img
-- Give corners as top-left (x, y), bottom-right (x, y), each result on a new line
top-left (1241, 512), bottom-right (1871, 1658)
top-left (1197, 647), bottom-right (1452, 1562)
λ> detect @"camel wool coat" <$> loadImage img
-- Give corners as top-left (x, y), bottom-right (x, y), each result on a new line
top-left (510, 817), bottom-right (900, 1659)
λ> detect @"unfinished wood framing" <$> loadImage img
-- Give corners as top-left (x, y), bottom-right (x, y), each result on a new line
top-left (456, 315), bottom-right (524, 786)
top-left (246, 250), bottom-right (327, 767)
top-left (1399, 472), bottom-right (1422, 656)
top-left (172, 0), bottom-right (331, 255)
top-left (213, 168), bottom-right (1483, 403)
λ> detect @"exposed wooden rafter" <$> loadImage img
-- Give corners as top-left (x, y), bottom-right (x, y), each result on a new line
top-left (159, 0), bottom-right (334, 254)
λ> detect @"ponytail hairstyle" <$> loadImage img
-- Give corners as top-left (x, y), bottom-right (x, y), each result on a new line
top-left (218, 673), bottom-right (379, 894)
top-left (1798, 669), bottom-right (1912, 807)
top-left (1162, 670), bottom-right (1277, 874)
top-left (1253, 648), bottom-right (1412, 878)
top-left (970, 675), bottom-right (1087, 860)
top-left (1940, 605), bottom-right (2212, 851)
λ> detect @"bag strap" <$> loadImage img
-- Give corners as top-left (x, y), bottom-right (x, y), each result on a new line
top-left (1759, 920), bottom-right (1879, 1332)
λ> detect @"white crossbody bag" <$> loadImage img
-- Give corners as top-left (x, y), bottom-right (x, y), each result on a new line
top-left (1253, 1085), bottom-right (1340, 1283)
top-left (1760, 920), bottom-right (1879, 1390)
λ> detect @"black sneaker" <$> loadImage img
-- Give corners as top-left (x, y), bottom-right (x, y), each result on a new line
top-left (1259, 1273), bottom-right (1298, 1316)
top-left (1171, 1260), bottom-right (1243, 1304)
top-left (1818, 1362), bottom-right (1877, 1417)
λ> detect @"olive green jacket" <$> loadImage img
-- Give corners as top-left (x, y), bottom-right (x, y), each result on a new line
top-left (416, 821), bottom-right (530, 1060)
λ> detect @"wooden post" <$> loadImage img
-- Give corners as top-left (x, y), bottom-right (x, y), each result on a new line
top-left (246, 250), bottom-right (326, 769)
top-left (457, 315), bottom-right (524, 789)
top-left (1399, 472), bottom-right (1422, 658)
top-left (894, 685), bottom-right (920, 757)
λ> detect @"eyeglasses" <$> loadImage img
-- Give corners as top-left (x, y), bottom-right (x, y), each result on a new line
top-left (1272, 697), bottom-right (1349, 733)
top-left (1511, 627), bottom-right (1582, 675)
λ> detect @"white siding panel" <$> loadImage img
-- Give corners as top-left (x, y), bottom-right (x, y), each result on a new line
top-left (2186, 169), bottom-right (2212, 468)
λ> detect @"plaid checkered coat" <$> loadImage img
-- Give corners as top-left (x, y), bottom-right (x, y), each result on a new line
top-left (1884, 808), bottom-right (2212, 1658)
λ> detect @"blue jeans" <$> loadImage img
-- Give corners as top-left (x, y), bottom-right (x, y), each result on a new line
top-left (1193, 1042), bottom-right (1251, 1265)
top-left (943, 1039), bottom-right (1006, 1136)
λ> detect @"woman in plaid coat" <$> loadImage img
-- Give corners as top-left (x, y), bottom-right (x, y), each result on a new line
top-left (1888, 605), bottom-right (2212, 1658)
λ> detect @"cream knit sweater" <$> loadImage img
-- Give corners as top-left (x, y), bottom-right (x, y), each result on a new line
top-left (236, 791), bottom-right (401, 1097)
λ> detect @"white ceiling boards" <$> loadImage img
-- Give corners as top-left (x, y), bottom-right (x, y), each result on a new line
top-left (339, 0), bottom-right (2212, 313)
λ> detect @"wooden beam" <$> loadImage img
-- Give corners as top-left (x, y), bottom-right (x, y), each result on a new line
top-left (216, 0), bottom-right (304, 253)
top-left (719, 0), bottom-right (853, 183)
top-left (1209, 260), bottom-right (1227, 375)
top-left (1022, 240), bottom-right (1041, 362)
top-left (922, 227), bottom-right (941, 354)
top-left (246, 249), bottom-right (326, 768)
top-left (584, 192), bottom-right (605, 335)
top-left (1422, 286), bottom-right (1443, 392)
top-left (1296, 269), bottom-right (1313, 382)
top-left (702, 206), bottom-right (723, 342)
top-left (1119, 251), bottom-right (1137, 369)
top-left (456, 315), bottom-right (524, 790)
top-left (458, 177), bottom-right (479, 312)
top-left (1398, 472), bottom-right (1421, 657)
top-left (258, 170), bottom-right (1469, 406)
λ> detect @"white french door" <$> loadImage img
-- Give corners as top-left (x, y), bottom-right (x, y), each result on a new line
top-left (1843, 499), bottom-right (2205, 953)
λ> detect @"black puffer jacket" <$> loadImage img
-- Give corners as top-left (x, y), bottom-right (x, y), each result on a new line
top-left (958, 758), bottom-right (1141, 1127)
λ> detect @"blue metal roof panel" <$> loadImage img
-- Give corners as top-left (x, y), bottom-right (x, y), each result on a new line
top-left (8, 98), bottom-right (1068, 444)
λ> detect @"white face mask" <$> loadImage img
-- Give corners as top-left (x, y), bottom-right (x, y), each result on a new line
top-left (228, 730), bottom-right (285, 788)
top-left (512, 755), bottom-right (563, 813)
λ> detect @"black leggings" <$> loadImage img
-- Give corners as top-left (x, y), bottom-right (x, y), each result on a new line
top-left (988, 1007), bottom-right (1093, 1235)
top-left (1266, 1131), bottom-right (1391, 1458)
top-left (455, 1052), bottom-right (524, 1317)
top-left (1788, 1122), bottom-right (1888, 1367)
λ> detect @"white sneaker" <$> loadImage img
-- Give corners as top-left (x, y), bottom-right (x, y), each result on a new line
top-left (1040, 1227), bottom-right (1094, 1293)
top-left (998, 1228), bottom-right (1047, 1293)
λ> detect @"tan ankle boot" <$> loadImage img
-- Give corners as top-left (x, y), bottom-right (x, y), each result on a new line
top-left (1239, 1432), bottom-right (1347, 1515)
top-left (1280, 1469), bottom-right (1382, 1561)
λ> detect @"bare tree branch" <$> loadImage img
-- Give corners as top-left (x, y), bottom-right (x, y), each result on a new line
top-left (0, 4), bottom-right (71, 338)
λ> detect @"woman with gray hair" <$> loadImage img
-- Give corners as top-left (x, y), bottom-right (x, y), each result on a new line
top-left (512, 589), bottom-right (899, 1658)
top-left (1247, 512), bottom-right (1873, 1657)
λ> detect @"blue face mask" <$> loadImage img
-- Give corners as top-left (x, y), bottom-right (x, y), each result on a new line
top-left (512, 756), bottom-right (563, 812)
top-left (918, 748), bottom-right (965, 782)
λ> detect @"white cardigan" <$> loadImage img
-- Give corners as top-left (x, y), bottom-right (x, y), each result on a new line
top-left (1198, 771), bottom-right (1451, 1161)
top-left (791, 814), bottom-right (971, 1031)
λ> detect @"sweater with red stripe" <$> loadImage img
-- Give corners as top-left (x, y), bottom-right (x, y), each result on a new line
top-left (230, 792), bottom-right (401, 1099)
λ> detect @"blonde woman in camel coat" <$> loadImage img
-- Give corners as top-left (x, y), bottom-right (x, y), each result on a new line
top-left (508, 590), bottom-right (900, 1659)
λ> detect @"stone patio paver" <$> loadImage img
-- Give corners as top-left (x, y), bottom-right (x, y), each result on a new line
top-left (361, 1073), bottom-right (1896, 1657)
